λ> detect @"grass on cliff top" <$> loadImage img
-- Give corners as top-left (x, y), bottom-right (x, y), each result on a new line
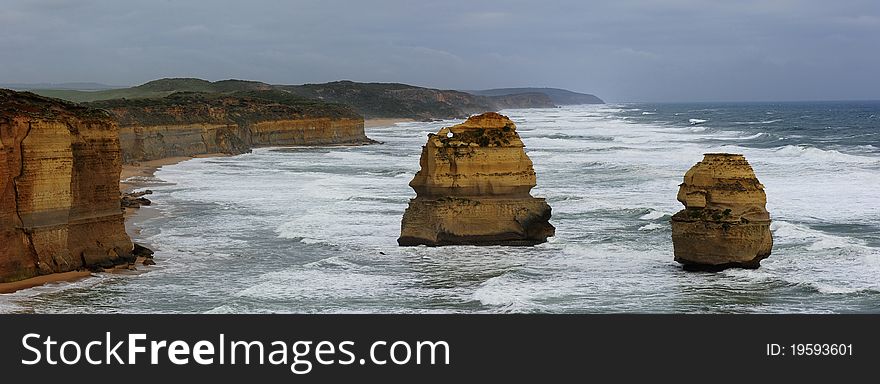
top-left (31, 78), bottom-right (478, 120)
top-left (0, 89), bottom-right (113, 121)
top-left (31, 78), bottom-right (274, 103)
top-left (28, 77), bottom-right (569, 120)
top-left (84, 90), bottom-right (361, 126)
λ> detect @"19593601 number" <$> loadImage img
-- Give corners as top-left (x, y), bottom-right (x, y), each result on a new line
top-left (793, 344), bottom-right (852, 356)
top-left (767, 343), bottom-right (853, 356)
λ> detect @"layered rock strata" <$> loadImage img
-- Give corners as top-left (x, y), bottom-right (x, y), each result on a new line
top-left (398, 112), bottom-right (555, 246)
top-left (1, 89), bottom-right (133, 282)
top-left (671, 153), bottom-right (773, 270)
top-left (86, 91), bottom-right (373, 163)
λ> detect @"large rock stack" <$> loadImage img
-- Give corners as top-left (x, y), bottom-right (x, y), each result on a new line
top-left (1, 89), bottom-right (133, 282)
top-left (671, 153), bottom-right (773, 270)
top-left (398, 112), bottom-right (555, 246)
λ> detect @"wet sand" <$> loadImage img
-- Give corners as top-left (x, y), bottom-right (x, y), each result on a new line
top-left (0, 271), bottom-right (93, 294)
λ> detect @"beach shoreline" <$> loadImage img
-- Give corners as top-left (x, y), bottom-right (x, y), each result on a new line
top-left (0, 271), bottom-right (93, 294)
top-left (3, 119), bottom-right (410, 295)
top-left (121, 153), bottom-right (228, 193)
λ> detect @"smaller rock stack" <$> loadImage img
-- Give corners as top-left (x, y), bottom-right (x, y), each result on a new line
top-left (671, 153), bottom-right (773, 270)
top-left (398, 112), bottom-right (555, 246)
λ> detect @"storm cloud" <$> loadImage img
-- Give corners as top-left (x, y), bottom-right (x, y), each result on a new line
top-left (1, 0), bottom-right (878, 101)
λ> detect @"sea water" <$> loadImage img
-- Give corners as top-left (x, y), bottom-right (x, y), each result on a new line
top-left (2, 101), bottom-right (879, 313)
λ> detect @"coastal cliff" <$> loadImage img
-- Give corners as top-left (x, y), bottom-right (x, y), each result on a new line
top-left (0, 89), bottom-right (133, 283)
top-left (468, 87), bottom-right (605, 105)
top-left (86, 90), bottom-right (371, 163)
top-left (398, 112), bottom-right (555, 246)
top-left (33, 78), bottom-right (575, 121)
top-left (671, 153), bottom-right (773, 270)
top-left (282, 81), bottom-right (555, 120)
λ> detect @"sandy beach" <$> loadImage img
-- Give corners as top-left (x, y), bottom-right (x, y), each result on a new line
top-left (0, 271), bottom-right (93, 294)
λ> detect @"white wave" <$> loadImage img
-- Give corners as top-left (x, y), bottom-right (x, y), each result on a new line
top-left (638, 223), bottom-right (666, 231)
top-left (641, 112), bottom-right (657, 115)
top-left (732, 119), bottom-right (782, 125)
top-left (689, 118), bottom-right (707, 125)
top-left (810, 283), bottom-right (873, 295)
top-left (470, 273), bottom-right (538, 311)
top-left (714, 132), bottom-right (767, 141)
top-left (771, 221), bottom-right (867, 251)
top-left (639, 210), bottom-right (668, 220)
top-left (773, 145), bottom-right (880, 164)
top-left (236, 266), bottom-right (394, 301)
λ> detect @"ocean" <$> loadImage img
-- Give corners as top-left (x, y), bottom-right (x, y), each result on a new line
top-left (2, 101), bottom-right (879, 313)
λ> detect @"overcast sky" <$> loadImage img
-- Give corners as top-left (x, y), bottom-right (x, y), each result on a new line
top-left (1, 0), bottom-right (878, 101)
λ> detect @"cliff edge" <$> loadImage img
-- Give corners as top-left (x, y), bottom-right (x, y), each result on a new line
top-left (398, 112), bottom-right (555, 246)
top-left (1, 89), bottom-right (133, 283)
top-left (86, 90), bottom-right (373, 163)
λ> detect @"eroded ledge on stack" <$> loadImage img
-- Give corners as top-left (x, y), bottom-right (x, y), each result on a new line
top-left (398, 112), bottom-right (555, 246)
top-left (671, 153), bottom-right (773, 270)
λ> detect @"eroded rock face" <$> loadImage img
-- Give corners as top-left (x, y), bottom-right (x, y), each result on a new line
top-left (1, 89), bottom-right (133, 282)
top-left (671, 153), bottom-right (773, 270)
top-left (398, 112), bottom-right (555, 246)
top-left (86, 91), bottom-right (373, 164)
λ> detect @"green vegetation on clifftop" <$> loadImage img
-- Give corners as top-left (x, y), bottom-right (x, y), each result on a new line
top-left (85, 89), bottom-right (360, 126)
top-left (28, 78), bottom-right (601, 120)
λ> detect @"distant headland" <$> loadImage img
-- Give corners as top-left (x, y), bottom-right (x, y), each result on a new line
top-left (14, 78), bottom-right (603, 120)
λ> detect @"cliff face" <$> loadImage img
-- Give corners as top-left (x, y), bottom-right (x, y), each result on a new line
top-left (282, 81), bottom-right (556, 120)
top-left (486, 92), bottom-right (556, 109)
top-left (1, 89), bottom-right (133, 283)
top-left (398, 112), bottom-right (555, 246)
top-left (468, 88), bottom-right (605, 105)
top-left (87, 90), bottom-right (372, 163)
top-left (671, 153), bottom-right (773, 270)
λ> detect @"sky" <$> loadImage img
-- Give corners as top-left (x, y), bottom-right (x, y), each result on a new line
top-left (1, 0), bottom-right (878, 102)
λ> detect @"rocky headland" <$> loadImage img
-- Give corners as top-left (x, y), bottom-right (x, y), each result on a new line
top-left (398, 112), bottom-right (555, 246)
top-left (32, 78), bottom-right (583, 121)
top-left (86, 90), bottom-right (372, 163)
top-left (671, 153), bottom-right (773, 270)
top-left (0, 89), bottom-right (135, 284)
top-left (467, 87), bottom-right (605, 105)
top-left (281, 81), bottom-right (556, 120)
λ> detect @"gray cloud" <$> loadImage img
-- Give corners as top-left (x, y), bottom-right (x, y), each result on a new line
top-left (1, 0), bottom-right (878, 101)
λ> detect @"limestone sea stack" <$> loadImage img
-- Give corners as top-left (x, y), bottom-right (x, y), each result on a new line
top-left (671, 153), bottom-right (773, 270)
top-left (1, 89), bottom-right (133, 283)
top-left (398, 112), bottom-right (555, 246)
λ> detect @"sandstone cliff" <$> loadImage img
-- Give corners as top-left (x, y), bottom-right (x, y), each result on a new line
top-left (86, 90), bottom-right (372, 163)
top-left (34, 78), bottom-right (570, 120)
top-left (281, 81), bottom-right (556, 120)
top-left (671, 153), bottom-right (773, 270)
top-left (1, 89), bottom-right (133, 283)
top-left (398, 112), bottom-right (555, 246)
